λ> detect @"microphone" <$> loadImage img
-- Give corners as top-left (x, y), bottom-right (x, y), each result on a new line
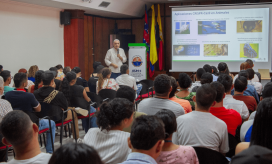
top-left (117, 48), bottom-right (119, 55)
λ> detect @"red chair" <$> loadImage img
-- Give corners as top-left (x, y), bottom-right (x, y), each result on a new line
top-left (0, 145), bottom-right (12, 162)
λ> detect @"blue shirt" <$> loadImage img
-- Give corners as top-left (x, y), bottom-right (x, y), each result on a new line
top-left (231, 85), bottom-right (259, 103)
top-left (28, 77), bottom-right (35, 82)
top-left (212, 74), bottom-right (218, 82)
top-left (120, 153), bottom-right (157, 164)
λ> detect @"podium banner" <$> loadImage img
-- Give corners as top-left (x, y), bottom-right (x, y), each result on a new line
top-left (128, 43), bottom-right (147, 81)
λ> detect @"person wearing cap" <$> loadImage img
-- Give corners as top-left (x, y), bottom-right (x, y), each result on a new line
top-left (105, 39), bottom-right (127, 79)
top-left (88, 64), bottom-right (105, 93)
top-left (72, 67), bottom-right (90, 93)
top-left (18, 68), bottom-right (34, 90)
top-left (33, 70), bottom-right (79, 139)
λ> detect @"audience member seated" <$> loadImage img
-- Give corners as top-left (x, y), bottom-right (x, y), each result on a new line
top-left (90, 61), bottom-right (102, 77)
top-left (83, 98), bottom-right (133, 164)
top-left (34, 70), bottom-right (79, 139)
top-left (218, 62), bottom-right (233, 78)
top-left (18, 69), bottom-right (34, 89)
top-left (231, 70), bottom-right (259, 103)
top-left (72, 67), bottom-right (90, 92)
top-left (200, 72), bottom-right (213, 85)
top-left (28, 70), bottom-right (44, 93)
top-left (5, 73), bottom-right (55, 153)
top-left (96, 67), bottom-right (119, 94)
top-left (120, 115), bottom-right (165, 164)
top-left (116, 86), bottom-right (146, 133)
top-left (210, 82), bottom-right (242, 136)
top-left (155, 109), bottom-right (199, 164)
top-left (28, 65), bottom-right (39, 82)
top-left (176, 73), bottom-right (196, 110)
top-left (138, 74), bottom-right (184, 117)
top-left (61, 71), bottom-right (97, 133)
top-left (173, 84), bottom-right (229, 154)
top-left (247, 68), bottom-right (262, 95)
top-left (245, 59), bottom-right (259, 82)
top-left (217, 74), bottom-right (249, 120)
top-left (169, 76), bottom-right (192, 114)
top-left (0, 70), bottom-right (14, 95)
top-left (116, 64), bottom-right (142, 98)
top-left (1, 111), bottom-right (52, 164)
top-left (233, 62), bottom-right (251, 83)
top-left (233, 76), bottom-right (257, 113)
top-left (49, 67), bottom-right (61, 90)
top-left (236, 97), bottom-right (272, 154)
top-left (211, 66), bottom-right (219, 76)
top-left (88, 62), bottom-right (104, 93)
top-left (203, 64), bottom-right (218, 81)
top-left (55, 64), bottom-right (64, 81)
top-left (188, 68), bottom-right (205, 92)
top-left (48, 143), bottom-right (103, 164)
top-left (63, 66), bottom-right (71, 76)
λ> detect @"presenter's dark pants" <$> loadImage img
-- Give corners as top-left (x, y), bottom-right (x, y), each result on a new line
top-left (110, 73), bottom-right (121, 79)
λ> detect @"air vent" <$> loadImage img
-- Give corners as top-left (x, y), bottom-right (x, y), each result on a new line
top-left (98, 1), bottom-right (110, 8)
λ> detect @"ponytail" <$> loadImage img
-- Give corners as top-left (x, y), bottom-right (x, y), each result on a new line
top-left (97, 68), bottom-right (111, 92)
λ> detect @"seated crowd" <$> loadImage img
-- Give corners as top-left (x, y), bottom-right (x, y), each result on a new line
top-left (0, 59), bottom-right (271, 164)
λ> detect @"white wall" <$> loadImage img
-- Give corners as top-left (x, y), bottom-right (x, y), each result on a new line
top-left (0, 0), bottom-right (64, 77)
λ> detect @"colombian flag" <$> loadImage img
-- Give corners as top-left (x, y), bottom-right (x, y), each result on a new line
top-left (157, 4), bottom-right (164, 71)
top-left (150, 5), bottom-right (157, 77)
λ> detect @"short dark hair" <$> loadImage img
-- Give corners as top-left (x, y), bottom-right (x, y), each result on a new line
top-left (49, 67), bottom-right (58, 78)
top-left (262, 82), bottom-right (272, 99)
top-left (55, 64), bottom-right (63, 70)
top-left (154, 74), bottom-right (171, 95)
top-left (14, 73), bottom-right (27, 88)
top-left (178, 73), bottom-right (192, 89)
top-left (0, 70), bottom-right (11, 82)
top-left (97, 98), bottom-right (134, 131)
top-left (210, 82), bottom-right (225, 103)
top-left (211, 66), bottom-right (218, 75)
top-left (116, 86), bottom-right (136, 103)
top-left (130, 115), bottom-right (165, 150)
top-left (196, 68), bottom-right (206, 80)
top-left (246, 69), bottom-right (255, 80)
top-left (217, 74), bottom-right (233, 93)
top-left (234, 76), bottom-right (248, 92)
top-left (196, 84), bottom-right (217, 110)
top-left (239, 70), bottom-right (249, 79)
top-left (203, 64), bottom-right (212, 73)
top-left (218, 62), bottom-right (228, 73)
top-left (200, 72), bottom-right (213, 84)
top-left (120, 64), bottom-right (129, 74)
top-left (63, 66), bottom-right (71, 75)
top-left (246, 59), bottom-right (253, 68)
top-left (0, 110), bottom-right (33, 146)
top-left (169, 77), bottom-right (178, 98)
top-left (155, 109), bottom-right (177, 139)
top-left (71, 67), bottom-right (81, 74)
top-left (48, 143), bottom-right (103, 164)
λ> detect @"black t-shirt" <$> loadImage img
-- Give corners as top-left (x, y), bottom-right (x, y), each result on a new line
top-left (54, 79), bottom-right (61, 91)
top-left (88, 76), bottom-right (98, 93)
top-left (76, 77), bottom-right (89, 88)
top-left (70, 85), bottom-right (89, 110)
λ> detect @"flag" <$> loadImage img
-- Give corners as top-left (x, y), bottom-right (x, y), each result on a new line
top-left (150, 5), bottom-right (157, 77)
top-left (143, 5), bottom-right (150, 76)
top-left (157, 4), bottom-right (164, 71)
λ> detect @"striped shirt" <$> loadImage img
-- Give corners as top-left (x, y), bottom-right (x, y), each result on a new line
top-left (83, 128), bottom-right (131, 164)
top-left (0, 99), bottom-right (13, 122)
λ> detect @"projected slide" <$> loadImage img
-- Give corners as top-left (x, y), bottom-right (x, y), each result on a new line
top-left (172, 8), bottom-right (269, 62)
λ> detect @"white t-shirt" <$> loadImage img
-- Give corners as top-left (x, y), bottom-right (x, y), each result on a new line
top-left (233, 74), bottom-right (259, 83)
top-left (116, 74), bottom-right (138, 90)
top-left (8, 153), bottom-right (51, 164)
top-left (223, 95), bottom-right (249, 120)
top-left (104, 48), bottom-right (127, 73)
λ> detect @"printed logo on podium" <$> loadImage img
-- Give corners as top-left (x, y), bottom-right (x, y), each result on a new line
top-left (132, 56), bottom-right (143, 67)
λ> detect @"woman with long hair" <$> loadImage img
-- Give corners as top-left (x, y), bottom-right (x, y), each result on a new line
top-left (28, 65), bottom-right (39, 82)
top-left (96, 68), bottom-right (119, 94)
top-left (28, 70), bottom-right (44, 93)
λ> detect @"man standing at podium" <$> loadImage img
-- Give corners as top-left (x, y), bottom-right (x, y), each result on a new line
top-left (105, 39), bottom-right (127, 79)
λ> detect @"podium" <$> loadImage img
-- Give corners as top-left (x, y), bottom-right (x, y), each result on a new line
top-left (128, 43), bottom-right (147, 81)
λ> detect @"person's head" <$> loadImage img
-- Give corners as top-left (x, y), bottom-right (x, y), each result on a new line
top-left (155, 109), bottom-right (177, 139)
top-left (217, 74), bottom-right (233, 93)
top-left (18, 68), bottom-right (27, 74)
top-left (93, 61), bottom-right (102, 73)
top-left (48, 143), bottom-right (103, 164)
top-left (0, 70), bottom-right (11, 84)
top-left (211, 66), bottom-right (218, 75)
top-left (250, 97), bottom-right (272, 150)
top-left (234, 76), bottom-right (248, 93)
top-left (194, 84), bottom-right (217, 110)
top-left (210, 81), bottom-right (225, 103)
top-left (203, 64), bottom-right (212, 73)
top-left (238, 70), bottom-right (249, 80)
top-left (169, 77), bottom-right (178, 98)
top-left (61, 72), bottom-right (77, 103)
top-left (42, 70), bottom-right (56, 86)
top-left (129, 115), bottom-right (165, 159)
top-left (34, 70), bottom-right (44, 90)
top-left (28, 65), bottom-right (39, 78)
top-left (116, 86), bottom-right (136, 103)
top-left (97, 98), bottom-right (134, 131)
top-left (246, 68), bottom-right (255, 80)
top-left (96, 65), bottom-right (105, 74)
top-left (178, 73), bottom-right (192, 89)
top-left (113, 39), bottom-right (120, 49)
top-left (246, 59), bottom-right (254, 68)
top-left (55, 64), bottom-right (64, 72)
top-left (14, 73), bottom-right (28, 88)
top-left (98, 68), bottom-right (112, 91)
top-left (262, 82), bottom-right (272, 99)
top-left (0, 65), bottom-right (3, 72)
top-left (71, 67), bottom-right (81, 77)
top-left (200, 72), bottom-right (213, 85)
top-left (196, 68), bottom-right (206, 81)
top-left (0, 110), bottom-right (39, 148)
top-left (120, 64), bottom-right (129, 74)
top-left (154, 74), bottom-right (172, 97)
top-left (63, 66), bottom-right (71, 76)
top-left (0, 76), bottom-right (4, 96)
top-left (49, 67), bottom-right (58, 78)
top-left (240, 62), bottom-right (251, 71)
top-left (218, 62), bottom-right (229, 74)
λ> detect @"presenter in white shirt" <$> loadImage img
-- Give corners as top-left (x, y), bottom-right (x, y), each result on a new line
top-left (105, 39), bottom-right (127, 79)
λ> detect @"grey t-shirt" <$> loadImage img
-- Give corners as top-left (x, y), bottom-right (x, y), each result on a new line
top-left (138, 98), bottom-right (185, 117)
top-left (173, 111), bottom-right (229, 153)
top-left (249, 111), bottom-right (256, 120)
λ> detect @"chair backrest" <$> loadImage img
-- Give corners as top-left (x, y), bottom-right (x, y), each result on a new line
top-left (226, 133), bottom-right (239, 158)
top-left (98, 89), bottom-right (116, 101)
top-left (87, 92), bottom-right (102, 108)
top-left (139, 82), bottom-right (149, 95)
top-left (193, 147), bottom-right (229, 164)
top-left (139, 79), bottom-right (154, 88)
top-left (37, 102), bottom-right (62, 122)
